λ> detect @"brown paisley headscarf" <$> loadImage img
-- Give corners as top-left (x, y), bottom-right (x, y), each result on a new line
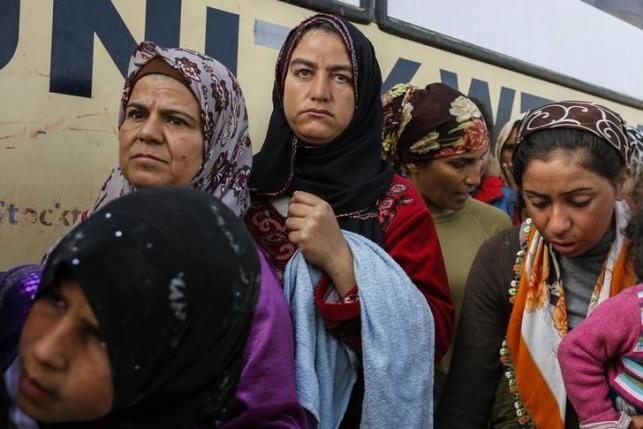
top-left (517, 101), bottom-right (629, 163)
top-left (381, 82), bottom-right (490, 169)
top-left (94, 41), bottom-right (253, 217)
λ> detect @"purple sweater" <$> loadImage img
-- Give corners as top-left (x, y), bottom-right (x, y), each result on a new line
top-left (558, 284), bottom-right (643, 426)
top-left (220, 251), bottom-right (305, 428)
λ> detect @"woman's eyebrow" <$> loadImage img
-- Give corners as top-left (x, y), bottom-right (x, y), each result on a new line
top-left (560, 187), bottom-right (594, 196)
top-left (126, 102), bottom-right (147, 110)
top-left (523, 189), bottom-right (547, 198)
top-left (327, 64), bottom-right (352, 73)
top-left (289, 58), bottom-right (315, 69)
top-left (126, 102), bottom-right (198, 123)
top-left (289, 58), bottom-right (352, 74)
top-left (524, 187), bottom-right (594, 197)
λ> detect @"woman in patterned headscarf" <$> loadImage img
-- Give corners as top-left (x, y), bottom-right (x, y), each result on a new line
top-left (381, 82), bottom-right (512, 393)
top-left (437, 101), bottom-right (639, 429)
top-left (86, 41), bottom-right (252, 218)
top-left (623, 125), bottom-right (643, 209)
top-left (1, 42), bottom-right (305, 428)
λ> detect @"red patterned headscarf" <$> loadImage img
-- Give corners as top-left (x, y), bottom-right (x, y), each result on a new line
top-left (381, 83), bottom-right (490, 169)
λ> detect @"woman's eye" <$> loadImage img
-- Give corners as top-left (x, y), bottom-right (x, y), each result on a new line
top-left (127, 110), bottom-right (145, 120)
top-left (294, 69), bottom-right (312, 78)
top-left (528, 200), bottom-right (548, 209)
top-left (42, 290), bottom-right (65, 310)
top-left (168, 116), bottom-right (186, 126)
top-left (449, 161), bottom-right (468, 169)
top-left (91, 329), bottom-right (104, 343)
top-left (570, 199), bottom-right (591, 208)
top-left (334, 74), bottom-right (351, 84)
top-left (84, 325), bottom-right (105, 346)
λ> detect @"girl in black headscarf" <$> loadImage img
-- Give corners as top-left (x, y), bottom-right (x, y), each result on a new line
top-left (16, 188), bottom-right (259, 429)
top-left (245, 13), bottom-right (453, 379)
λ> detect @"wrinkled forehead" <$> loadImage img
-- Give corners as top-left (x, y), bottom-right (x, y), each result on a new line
top-left (278, 15), bottom-right (358, 98)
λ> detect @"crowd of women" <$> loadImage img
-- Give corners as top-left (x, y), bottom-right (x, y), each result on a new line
top-left (1, 12), bottom-right (643, 429)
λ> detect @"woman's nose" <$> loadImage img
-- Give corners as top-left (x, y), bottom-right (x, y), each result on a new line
top-left (136, 114), bottom-right (164, 144)
top-left (31, 320), bottom-right (72, 371)
top-left (309, 74), bottom-right (331, 102)
top-left (548, 205), bottom-right (572, 236)
top-left (464, 164), bottom-right (482, 187)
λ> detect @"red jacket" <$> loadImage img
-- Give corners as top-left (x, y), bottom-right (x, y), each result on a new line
top-left (245, 174), bottom-right (454, 361)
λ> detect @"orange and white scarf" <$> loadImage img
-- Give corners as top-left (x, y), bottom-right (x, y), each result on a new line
top-left (501, 201), bottom-right (637, 428)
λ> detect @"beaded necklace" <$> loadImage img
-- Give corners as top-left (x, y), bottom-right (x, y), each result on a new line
top-left (499, 218), bottom-right (534, 428)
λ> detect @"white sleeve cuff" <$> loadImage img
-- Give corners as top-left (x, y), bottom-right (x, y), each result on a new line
top-left (580, 412), bottom-right (632, 429)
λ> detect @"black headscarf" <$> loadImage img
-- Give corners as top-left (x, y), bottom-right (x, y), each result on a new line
top-left (248, 13), bottom-right (393, 244)
top-left (40, 187), bottom-right (259, 429)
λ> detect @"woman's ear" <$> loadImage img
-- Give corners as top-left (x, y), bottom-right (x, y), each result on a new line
top-left (405, 162), bottom-right (421, 175)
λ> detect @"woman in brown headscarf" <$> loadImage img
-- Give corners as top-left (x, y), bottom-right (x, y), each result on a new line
top-left (381, 82), bottom-right (512, 393)
top-left (436, 101), bottom-right (638, 429)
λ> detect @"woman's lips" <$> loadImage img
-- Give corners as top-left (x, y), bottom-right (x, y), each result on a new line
top-left (19, 370), bottom-right (58, 402)
top-left (551, 241), bottom-right (578, 252)
top-left (131, 154), bottom-right (167, 163)
top-left (303, 108), bottom-right (333, 118)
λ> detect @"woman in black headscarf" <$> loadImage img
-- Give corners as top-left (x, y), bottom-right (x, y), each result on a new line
top-left (245, 13), bottom-right (453, 369)
top-left (16, 188), bottom-right (259, 428)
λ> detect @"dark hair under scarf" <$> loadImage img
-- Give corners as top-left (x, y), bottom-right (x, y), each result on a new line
top-left (512, 101), bottom-right (628, 188)
top-left (248, 13), bottom-right (393, 244)
top-left (40, 188), bottom-right (260, 429)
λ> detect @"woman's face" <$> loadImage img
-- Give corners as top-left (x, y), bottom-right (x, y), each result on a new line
top-left (18, 277), bottom-right (113, 422)
top-left (283, 29), bottom-right (355, 145)
top-left (119, 74), bottom-right (204, 188)
top-left (522, 150), bottom-right (620, 256)
top-left (500, 125), bottom-right (518, 169)
top-left (407, 147), bottom-right (486, 215)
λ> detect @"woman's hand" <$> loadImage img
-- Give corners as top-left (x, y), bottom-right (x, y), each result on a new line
top-left (286, 191), bottom-right (356, 297)
top-left (629, 415), bottom-right (643, 429)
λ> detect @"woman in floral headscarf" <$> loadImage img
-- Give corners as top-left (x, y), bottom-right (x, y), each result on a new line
top-left (381, 82), bottom-right (512, 393)
top-left (2, 42), bottom-right (305, 428)
top-left (436, 101), bottom-right (638, 429)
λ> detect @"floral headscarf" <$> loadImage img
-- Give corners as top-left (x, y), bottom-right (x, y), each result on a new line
top-left (381, 83), bottom-right (490, 169)
top-left (626, 125), bottom-right (643, 177)
top-left (93, 41), bottom-right (252, 217)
